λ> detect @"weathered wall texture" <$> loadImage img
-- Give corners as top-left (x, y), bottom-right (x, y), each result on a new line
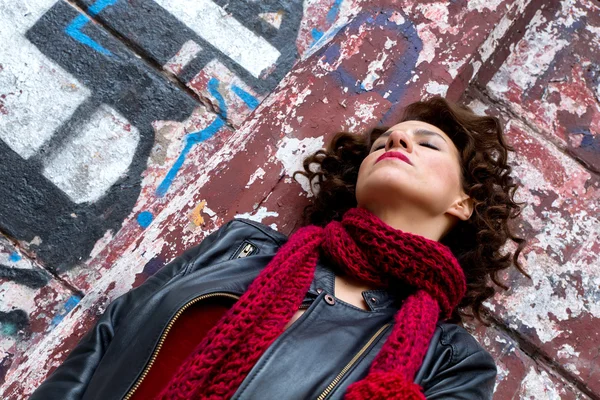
top-left (0, 0), bottom-right (598, 398)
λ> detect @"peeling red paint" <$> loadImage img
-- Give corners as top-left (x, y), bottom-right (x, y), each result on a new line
top-left (464, 88), bottom-right (600, 395)
top-left (482, 0), bottom-right (600, 172)
top-left (467, 321), bottom-right (589, 399)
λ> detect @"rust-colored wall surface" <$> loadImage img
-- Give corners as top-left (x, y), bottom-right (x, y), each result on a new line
top-left (1, 0), bottom-right (598, 398)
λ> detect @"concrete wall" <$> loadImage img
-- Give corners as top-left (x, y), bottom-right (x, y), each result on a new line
top-left (0, 0), bottom-right (598, 398)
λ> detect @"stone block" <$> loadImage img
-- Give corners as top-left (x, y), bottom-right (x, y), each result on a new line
top-left (478, 0), bottom-right (600, 172)
top-left (467, 321), bottom-right (592, 399)
top-left (464, 91), bottom-right (600, 395)
top-left (0, 236), bottom-right (82, 394)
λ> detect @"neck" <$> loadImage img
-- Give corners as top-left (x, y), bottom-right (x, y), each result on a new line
top-left (357, 205), bottom-right (453, 241)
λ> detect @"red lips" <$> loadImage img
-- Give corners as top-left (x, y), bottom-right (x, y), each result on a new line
top-left (376, 151), bottom-right (412, 165)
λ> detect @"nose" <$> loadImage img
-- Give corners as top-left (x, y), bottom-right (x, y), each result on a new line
top-left (385, 130), bottom-right (413, 153)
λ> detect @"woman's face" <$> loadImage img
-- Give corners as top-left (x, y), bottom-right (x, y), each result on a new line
top-left (356, 120), bottom-right (470, 221)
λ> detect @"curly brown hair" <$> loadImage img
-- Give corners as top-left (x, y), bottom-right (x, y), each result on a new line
top-left (292, 96), bottom-right (530, 325)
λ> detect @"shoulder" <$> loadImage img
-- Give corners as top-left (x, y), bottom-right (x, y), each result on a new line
top-left (229, 218), bottom-right (288, 242)
top-left (436, 322), bottom-right (494, 365)
top-left (416, 322), bottom-right (497, 399)
top-left (224, 218), bottom-right (288, 248)
top-left (173, 218), bottom-right (288, 278)
top-left (194, 218), bottom-right (287, 261)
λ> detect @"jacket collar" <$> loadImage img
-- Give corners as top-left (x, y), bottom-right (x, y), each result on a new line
top-left (306, 261), bottom-right (399, 312)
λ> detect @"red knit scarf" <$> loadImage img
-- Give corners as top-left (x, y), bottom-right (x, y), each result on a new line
top-left (156, 207), bottom-right (466, 399)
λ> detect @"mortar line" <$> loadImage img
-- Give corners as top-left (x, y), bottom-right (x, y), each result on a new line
top-left (485, 311), bottom-right (600, 399)
top-left (63, 0), bottom-right (236, 129)
top-left (0, 227), bottom-right (86, 299)
top-left (249, 172), bottom-right (287, 214)
top-left (471, 85), bottom-right (600, 177)
top-left (586, 347), bottom-right (600, 385)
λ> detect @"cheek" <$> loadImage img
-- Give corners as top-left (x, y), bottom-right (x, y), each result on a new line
top-left (357, 155), bottom-right (374, 180)
top-left (356, 155), bottom-right (380, 195)
top-left (428, 157), bottom-right (462, 191)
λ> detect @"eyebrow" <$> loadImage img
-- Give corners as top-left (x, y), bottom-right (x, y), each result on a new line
top-left (375, 128), bottom-right (448, 144)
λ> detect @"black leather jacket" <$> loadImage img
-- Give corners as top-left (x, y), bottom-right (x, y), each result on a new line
top-left (30, 218), bottom-right (497, 400)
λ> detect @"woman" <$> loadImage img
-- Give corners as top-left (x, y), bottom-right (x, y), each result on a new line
top-left (30, 97), bottom-right (528, 400)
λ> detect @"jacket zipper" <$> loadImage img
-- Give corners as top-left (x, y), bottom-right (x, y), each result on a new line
top-left (122, 292), bottom-right (240, 400)
top-left (316, 323), bottom-right (391, 400)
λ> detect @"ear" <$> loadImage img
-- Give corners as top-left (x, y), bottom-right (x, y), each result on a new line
top-left (446, 193), bottom-right (474, 221)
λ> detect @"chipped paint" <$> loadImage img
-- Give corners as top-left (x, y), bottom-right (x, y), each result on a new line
top-left (154, 0), bottom-right (281, 78)
top-left (467, 0), bottom-right (505, 12)
top-left (415, 23), bottom-right (438, 66)
top-left (466, 98), bottom-right (490, 115)
top-left (388, 11), bottom-right (405, 25)
top-left (164, 40), bottom-right (203, 76)
top-left (488, 10), bottom-right (569, 94)
top-left (187, 59), bottom-right (262, 128)
top-left (485, 117), bottom-right (600, 343)
top-left (299, 0), bottom-right (361, 61)
top-left (361, 51), bottom-right (389, 91)
top-left (444, 54), bottom-right (470, 80)
top-left (4, 0), bottom-right (600, 398)
top-left (245, 167), bottom-right (266, 188)
top-left (0, 236), bottom-right (80, 389)
top-left (346, 102), bottom-right (380, 131)
top-left (424, 81), bottom-right (449, 96)
top-left (415, 3), bottom-right (453, 35)
top-left (560, 0), bottom-right (586, 28)
top-left (234, 206), bottom-right (279, 224)
top-left (465, 89), bottom-right (600, 393)
top-left (188, 200), bottom-right (207, 226)
top-left (557, 344), bottom-right (581, 359)
top-left (477, 0), bottom-right (530, 63)
top-left (274, 136), bottom-right (325, 197)
top-left (259, 11), bottom-right (284, 30)
top-left (519, 367), bottom-right (562, 399)
top-left (481, 0), bottom-right (600, 172)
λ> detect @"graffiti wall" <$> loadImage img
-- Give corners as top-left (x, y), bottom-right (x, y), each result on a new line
top-left (1, 0), bottom-right (599, 398)
top-left (0, 0), bottom-right (351, 389)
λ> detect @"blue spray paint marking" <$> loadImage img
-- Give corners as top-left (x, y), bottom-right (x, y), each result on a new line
top-left (65, 16), bottom-right (111, 55)
top-left (309, 0), bottom-right (343, 48)
top-left (322, 43), bottom-right (340, 64)
top-left (568, 128), bottom-right (600, 152)
top-left (50, 295), bottom-right (82, 328)
top-left (1, 322), bottom-right (17, 336)
top-left (9, 252), bottom-right (22, 262)
top-left (581, 134), bottom-right (600, 151)
top-left (137, 211), bottom-right (153, 228)
top-left (65, 0), bottom-right (119, 56)
top-left (311, 28), bottom-right (324, 44)
top-left (307, 21), bottom-right (345, 54)
top-left (312, 8), bottom-right (421, 124)
top-left (156, 78), bottom-right (227, 197)
top-left (88, 0), bottom-right (119, 14)
top-left (64, 295), bottom-right (82, 312)
top-left (232, 85), bottom-right (259, 110)
top-left (326, 0), bottom-right (344, 23)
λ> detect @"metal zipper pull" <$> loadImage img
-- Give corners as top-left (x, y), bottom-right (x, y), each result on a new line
top-left (236, 242), bottom-right (256, 258)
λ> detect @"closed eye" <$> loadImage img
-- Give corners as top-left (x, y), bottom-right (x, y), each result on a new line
top-left (372, 143), bottom-right (439, 151)
top-left (419, 142), bottom-right (439, 150)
